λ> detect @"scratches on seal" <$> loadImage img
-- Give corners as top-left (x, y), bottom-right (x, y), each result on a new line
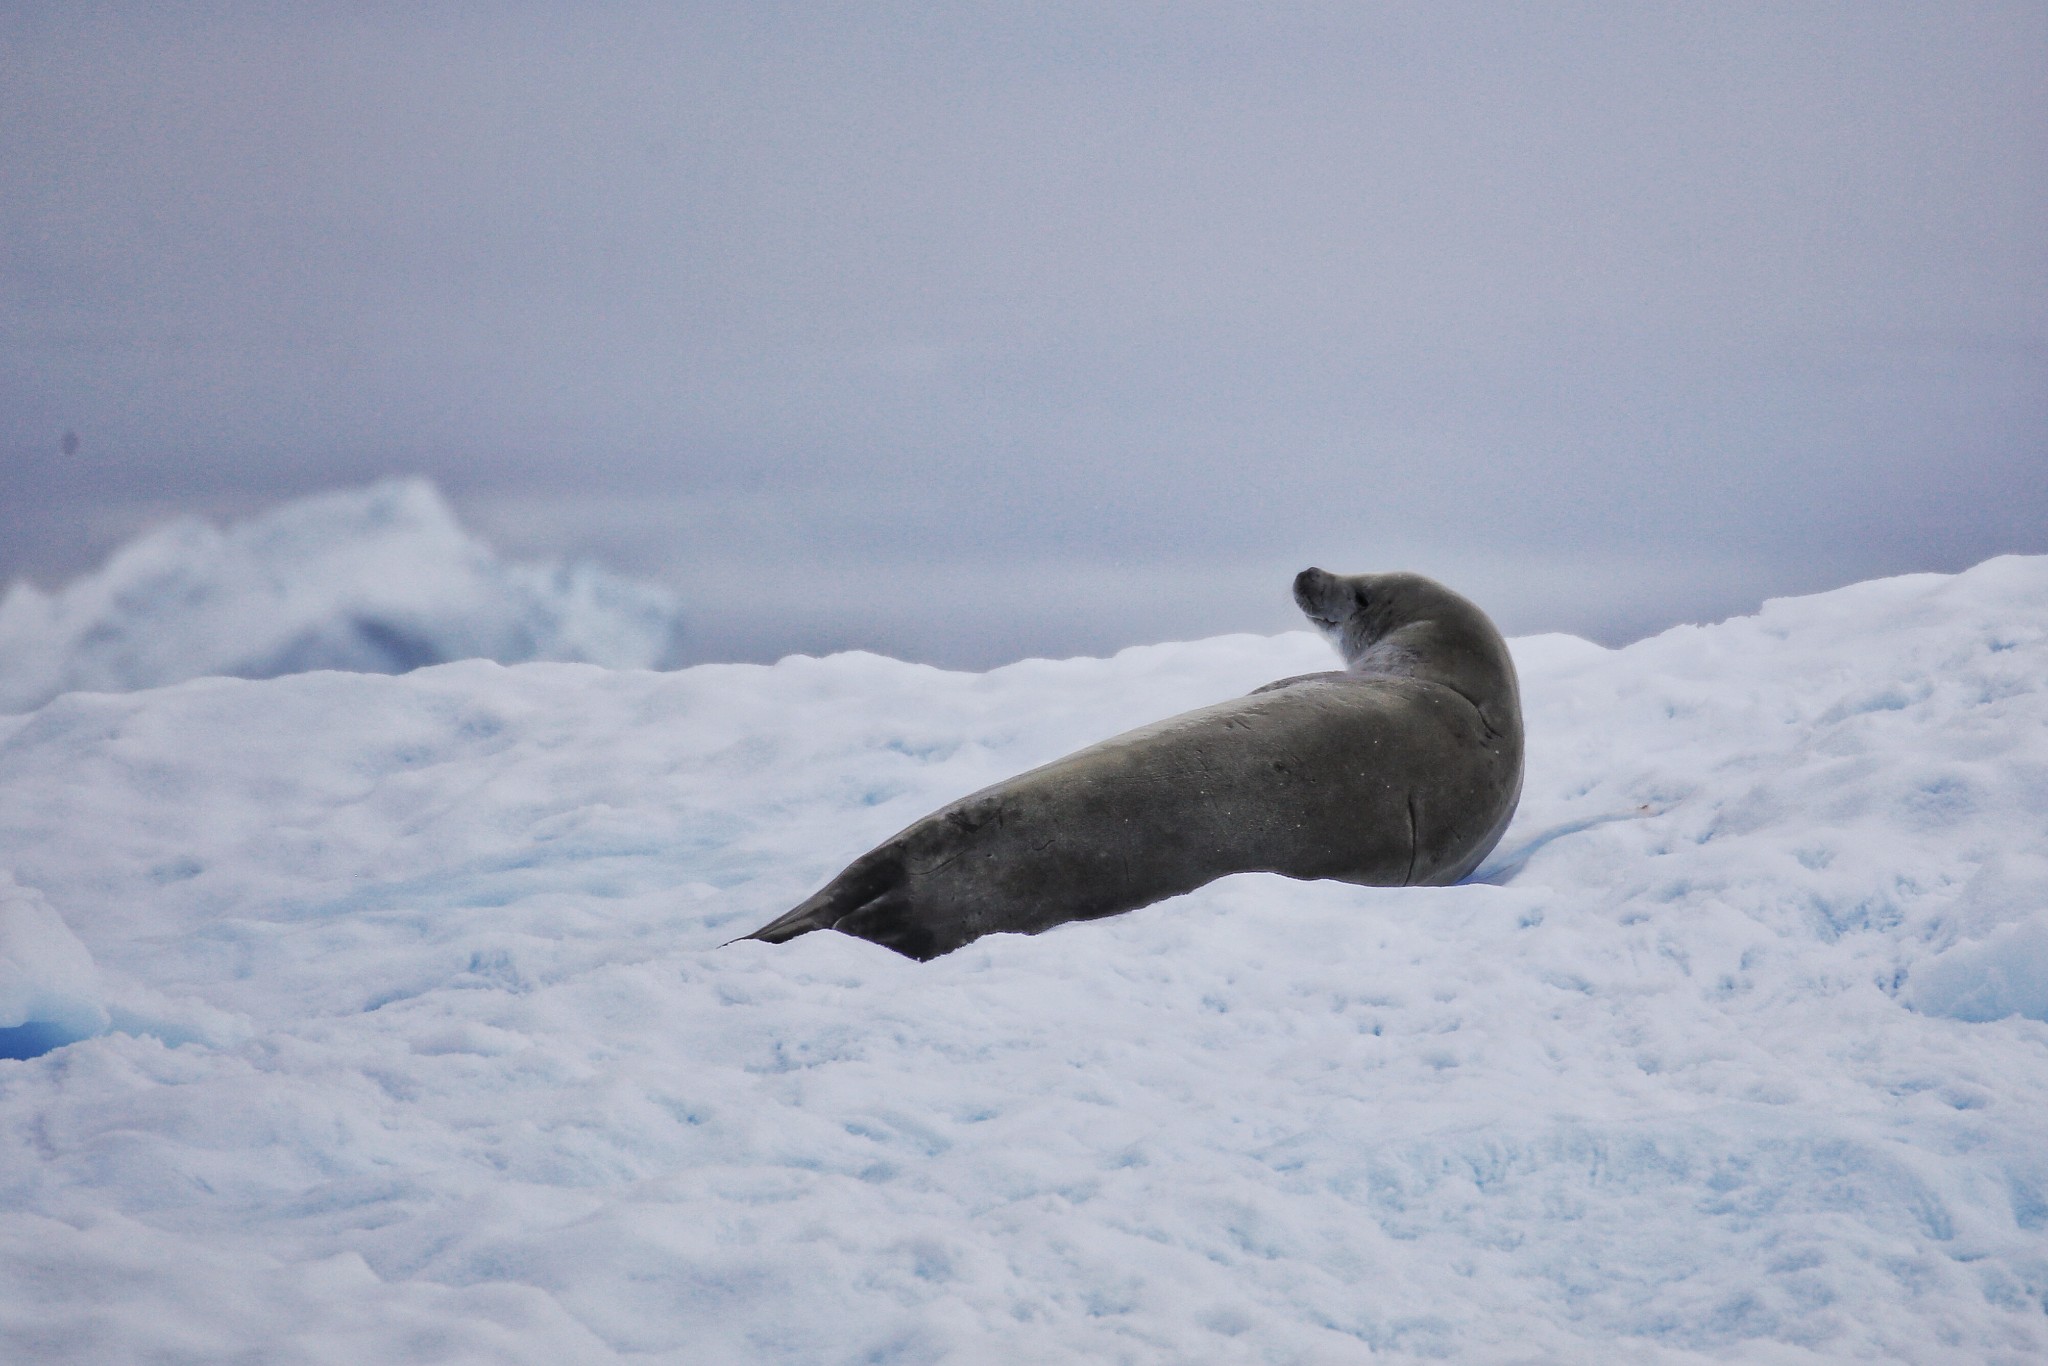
top-left (1404, 792), bottom-right (1421, 886)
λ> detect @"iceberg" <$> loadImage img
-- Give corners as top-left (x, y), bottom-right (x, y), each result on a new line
top-left (0, 479), bottom-right (686, 713)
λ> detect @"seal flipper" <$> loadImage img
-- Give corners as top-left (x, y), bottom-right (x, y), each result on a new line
top-left (835, 889), bottom-right (944, 962)
top-left (735, 847), bottom-right (906, 946)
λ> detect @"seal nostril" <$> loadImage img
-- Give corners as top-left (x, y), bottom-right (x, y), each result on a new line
top-left (1293, 568), bottom-right (1327, 609)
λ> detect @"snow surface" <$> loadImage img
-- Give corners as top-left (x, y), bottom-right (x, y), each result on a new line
top-left (0, 479), bottom-right (687, 713)
top-left (2, 556), bottom-right (2046, 1363)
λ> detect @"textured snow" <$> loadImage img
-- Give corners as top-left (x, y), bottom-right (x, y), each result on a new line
top-left (0, 479), bottom-right (686, 713)
top-left (0, 557), bottom-right (2044, 1362)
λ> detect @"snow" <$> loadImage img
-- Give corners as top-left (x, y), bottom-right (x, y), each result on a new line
top-left (1, 555), bottom-right (2045, 1363)
top-left (0, 479), bottom-right (687, 713)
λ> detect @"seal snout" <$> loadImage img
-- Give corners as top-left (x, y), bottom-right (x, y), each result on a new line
top-left (1293, 567), bottom-right (1344, 629)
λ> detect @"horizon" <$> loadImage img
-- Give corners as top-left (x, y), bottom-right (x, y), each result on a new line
top-left (5, 3), bottom-right (2044, 668)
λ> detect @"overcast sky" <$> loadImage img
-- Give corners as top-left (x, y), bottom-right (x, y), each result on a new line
top-left (4, 2), bottom-right (2044, 666)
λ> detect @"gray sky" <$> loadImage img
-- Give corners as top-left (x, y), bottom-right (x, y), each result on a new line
top-left (4, 1), bottom-right (2044, 666)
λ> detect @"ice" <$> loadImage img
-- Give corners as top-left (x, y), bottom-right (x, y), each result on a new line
top-left (0, 479), bottom-right (686, 713)
top-left (1914, 915), bottom-right (2048, 1024)
top-left (0, 873), bottom-right (107, 1060)
top-left (0, 556), bottom-right (2044, 1362)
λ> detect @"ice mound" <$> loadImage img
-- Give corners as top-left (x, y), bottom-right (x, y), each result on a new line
top-left (0, 479), bottom-right (686, 712)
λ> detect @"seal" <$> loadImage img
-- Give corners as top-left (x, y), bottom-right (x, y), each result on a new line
top-left (740, 568), bottom-right (1523, 960)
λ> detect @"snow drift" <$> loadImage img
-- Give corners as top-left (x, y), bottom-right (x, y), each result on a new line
top-left (0, 479), bottom-right (686, 713)
top-left (0, 556), bottom-right (2044, 1362)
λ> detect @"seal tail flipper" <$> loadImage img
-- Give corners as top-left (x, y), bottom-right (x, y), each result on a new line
top-left (729, 847), bottom-right (906, 947)
top-left (732, 892), bottom-right (841, 946)
top-left (835, 889), bottom-right (943, 961)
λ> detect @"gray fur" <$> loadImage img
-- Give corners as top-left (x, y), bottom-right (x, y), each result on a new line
top-left (740, 567), bottom-right (1523, 960)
